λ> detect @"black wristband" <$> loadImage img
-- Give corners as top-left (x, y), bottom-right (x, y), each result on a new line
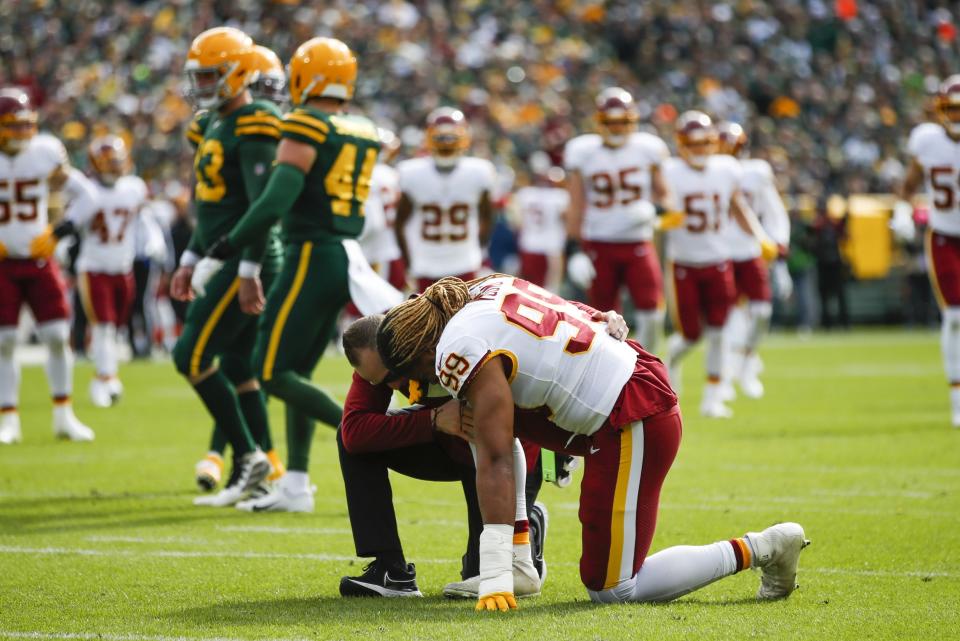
top-left (206, 235), bottom-right (236, 260)
top-left (564, 238), bottom-right (581, 258)
top-left (52, 220), bottom-right (76, 240)
top-left (654, 204), bottom-right (667, 216)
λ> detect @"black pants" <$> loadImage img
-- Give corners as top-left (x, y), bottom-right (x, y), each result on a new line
top-left (337, 429), bottom-right (541, 580)
top-left (817, 263), bottom-right (849, 329)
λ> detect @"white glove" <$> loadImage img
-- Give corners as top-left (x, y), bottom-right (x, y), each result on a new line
top-left (771, 261), bottom-right (793, 301)
top-left (890, 200), bottom-right (916, 243)
top-left (567, 252), bottom-right (596, 290)
top-left (190, 257), bottom-right (224, 297)
top-left (625, 201), bottom-right (657, 228)
top-left (476, 524), bottom-right (516, 611)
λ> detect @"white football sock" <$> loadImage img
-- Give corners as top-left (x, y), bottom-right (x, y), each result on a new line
top-left (37, 320), bottom-right (73, 399)
top-left (633, 309), bottom-right (664, 353)
top-left (666, 333), bottom-right (694, 366)
top-left (284, 470), bottom-right (309, 493)
top-left (91, 323), bottom-right (118, 378)
top-left (744, 301), bottom-right (773, 355)
top-left (704, 327), bottom-right (725, 380)
top-left (512, 438), bottom-right (527, 524)
top-left (588, 541), bottom-right (738, 603)
top-left (941, 308), bottom-right (960, 383)
top-left (0, 328), bottom-right (20, 409)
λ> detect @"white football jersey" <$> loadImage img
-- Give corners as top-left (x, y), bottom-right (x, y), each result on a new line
top-left (435, 276), bottom-right (635, 436)
top-left (725, 157), bottom-right (789, 261)
top-left (398, 156), bottom-right (495, 278)
top-left (514, 186), bottom-right (569, 255)
top-left (0, 133), bottom-right (68, 258)
top-left (907, 123), bottom-right (960, 237)
top-left (359, 163), bottom-right (402, 266)
top-left (69, 174), bottom-right (149, 274)
top-left (662, 154), bottom-right (743, 265)
top-left (563, 132), bottom-right (669, 242)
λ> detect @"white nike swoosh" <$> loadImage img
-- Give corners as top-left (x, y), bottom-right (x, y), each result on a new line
top-left (589, 446), bottom-right (600, 454)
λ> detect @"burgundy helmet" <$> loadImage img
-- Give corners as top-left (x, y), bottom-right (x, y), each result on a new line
top-left (594, 87), bottom-right (638, 125)
top-left (0, 86), bottom-right (38, 149)
top-left (716, 121), bottom-right (747, 156)
top-left (426, 106), bottom-right (470, 158)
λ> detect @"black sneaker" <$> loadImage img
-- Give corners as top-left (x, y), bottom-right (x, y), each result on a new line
top-left (529, 502), bottom-right (549, 583)
top-left (339, 560), bottom-right (423, 597)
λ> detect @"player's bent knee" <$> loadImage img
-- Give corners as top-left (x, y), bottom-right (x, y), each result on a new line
top-left (748, 301), bottom-right (773, 320)
top-left (36, 320), bottom-right (69, 353)
top-left (586, 576), bottom-right (637, 604)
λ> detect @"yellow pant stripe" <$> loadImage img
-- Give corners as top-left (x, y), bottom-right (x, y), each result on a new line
top-left (925, 228), bottom-right (947, 310)
top-left (604, 427), bottom-right (633, 589)
top-left (77, 273), bottom-right (98, 326)
top-left (190, 278), bottom-right (240, 377)
top-left (666, 261), bottom-right (684, 337)
top-left (262, 242), bottom-right (313, 381)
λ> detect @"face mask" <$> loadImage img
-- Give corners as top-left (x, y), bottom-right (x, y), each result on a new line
top-left (687, 154), bottom-right (708, 167)
top-left (604, 134), bottom-right (626, 147)
top-left (433, 154), bottom-right (460, 169)
top-left (948, 121), bottom-right (960, 137)
top-left (5, 137), bottom-right (29, 153)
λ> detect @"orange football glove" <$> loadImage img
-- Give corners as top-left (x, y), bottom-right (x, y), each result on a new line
top-left (29, 225), bottom-right (57, 259)
top-left (760, 239), bottom-right (779, 262)
top-left (0, 239), bottom-right (7, 260)
top-left (476, 591), bottom-right (518, 612)
top-left (656, 211), bottom-right (686, 231)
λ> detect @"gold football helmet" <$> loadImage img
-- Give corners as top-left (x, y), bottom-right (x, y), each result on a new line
top-left (0, 87), bottom-right (37, 153)
top-left (675, 110), bottom-right (716, 169)
top-left (594, 87), bottom-right (638, 147)
top-left (249, 45), bottom-right (287, 105)
top-left (184, 27), bottom-right (257, 110)
top-left (938, 74), bottom-right (960, 138)
top-left (288, 37), bottom-right (357, 106)
top-left (716, 121), bottom-right (747, 156)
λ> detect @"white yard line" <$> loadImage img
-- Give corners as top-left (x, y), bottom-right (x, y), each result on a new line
top-left (215, 525), bottom-right (352, 535)
top-left (0, 545), bottom-right (955, 580)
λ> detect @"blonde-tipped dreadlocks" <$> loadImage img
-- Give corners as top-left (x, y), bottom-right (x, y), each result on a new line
top-left (376, 277), bottom-right (472, 375)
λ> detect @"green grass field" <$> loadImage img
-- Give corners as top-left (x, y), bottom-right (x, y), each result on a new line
top-left (1, 330), bottom-right (958, 640)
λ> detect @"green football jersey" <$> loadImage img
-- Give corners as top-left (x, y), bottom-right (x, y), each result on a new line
top-left (277, 107), bottom-right (381, 242)
top-left (191, 99), bottom-right (282, 252)
top-left (185, 109), bottom-right (212, 150)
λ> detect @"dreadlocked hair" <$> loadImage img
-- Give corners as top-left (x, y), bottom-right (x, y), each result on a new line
top-left (377, 277), bottom-right (471, 375)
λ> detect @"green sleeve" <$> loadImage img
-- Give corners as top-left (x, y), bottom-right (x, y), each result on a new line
top-left (237, 138), bottom-right (279, 264)
top-left (228, 162), bottom-right (305, 250)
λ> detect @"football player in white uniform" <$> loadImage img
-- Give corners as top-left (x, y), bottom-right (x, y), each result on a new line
top-left (0, 87), bottom-right (95, 444)
top-left (65, 135), bottom-right (152, 407)
top-left (375, 275), bottom-right (808, 611)
top-left (359, 128), bottom-right (405, 290)
top-left (513, 153), bottom-right (568, 291)
top-left (564, 87), bottom-right (674, 352)
top-left (716, 122), bottom-right (791, 400)
top-left (395, 107), bottom-right (495, 291)
top-left (661, 111), bottom-right (777, 418)
top-left (897, 75), bottom-right (960, 427)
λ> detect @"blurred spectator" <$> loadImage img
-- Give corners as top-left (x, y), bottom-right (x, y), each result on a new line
top-left (1, 0), bottom-right (958, 204)
top-left (787, 209), bottom-right (817, 333)
top-left (901, 208), bottom-right (939, 327)
top-left (811, 206), bottom-right (850, 330)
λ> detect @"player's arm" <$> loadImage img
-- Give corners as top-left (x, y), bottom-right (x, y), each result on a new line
top-left (462, 354), bottom-right (518, 611)
top-left (890, 159), bottom-right (924, 242)
top-left (565, 169), bottom-right (585, 242)
top-left (340, 372), bottom-right (434, 453)
top-left (394, 192), bottom-right (413, 266)
top-left (478, 190), bottom-right (494, 245)
top-left (731, 190), bottom-right (778, 260)
top-left (208, 139), bottom-right (316, 258)
top-left (237, 137), bottom-right (280, 269)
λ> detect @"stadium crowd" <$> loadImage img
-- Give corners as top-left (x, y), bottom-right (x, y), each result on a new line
top-left (2, 0), bottom-right (959, 200)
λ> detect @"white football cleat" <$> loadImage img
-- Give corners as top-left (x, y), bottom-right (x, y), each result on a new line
top-left (193, 449), bottom-right (271, 507)
top-left (89, 379), bottom-right (113, 408)
top-left (0, 412), bottom-right (22, 444)
top-left (194, 452), bottom-right (224, 492)
top-left (53, 405), bottom-right (95, 442)
top-left (700, 383), bottom-right (733, 419)
top-left (738, 354), bottom-right (764, 399)
top-left (235, 474), bottom-right (315, 512)
top-left (442, 561), bottom-right (542, 599)
top-left (718, 380), bottom-right (737, 402)
top-left (107, 378), bottom-right (123, 403)
top-left (746, 522), bottom-right (810, 600)
top-left (952, 412), bottom-right (960, 429)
